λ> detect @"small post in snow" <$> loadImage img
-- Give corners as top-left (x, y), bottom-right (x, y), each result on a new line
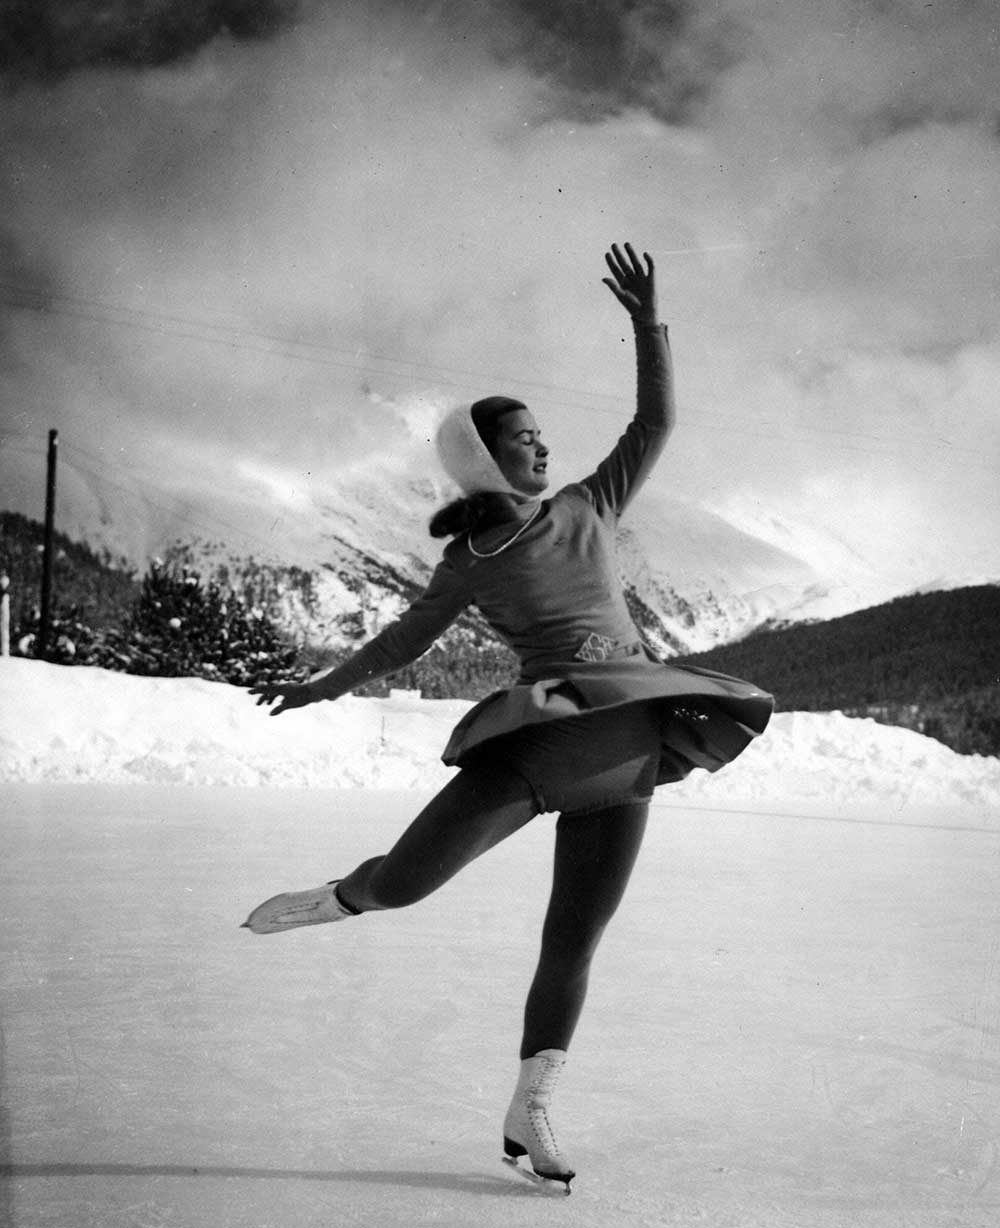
top-left (0, 572), bottom-right (9, 657)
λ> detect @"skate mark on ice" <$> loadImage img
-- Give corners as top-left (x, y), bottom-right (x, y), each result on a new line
top-left (802, 1030), bottom-right (1000, 1090)
top-left (1, 1161), bottom-right (543, 1196)
top-left (650, 799), bottom-right (1000, 836)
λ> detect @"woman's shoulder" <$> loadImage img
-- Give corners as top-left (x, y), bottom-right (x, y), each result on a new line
top-left (555, 481), bottom-right (595, 505)
top-left (551, 481), bottom-right (606, 520)
top-left (441, 533), bottom-right (469, 566)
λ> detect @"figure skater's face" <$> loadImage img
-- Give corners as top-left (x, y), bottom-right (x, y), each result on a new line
top-left (493, 408), bottom-right (549, 496)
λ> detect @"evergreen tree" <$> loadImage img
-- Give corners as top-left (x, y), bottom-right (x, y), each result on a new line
top-left (125, 560), bottom-right (299, 685)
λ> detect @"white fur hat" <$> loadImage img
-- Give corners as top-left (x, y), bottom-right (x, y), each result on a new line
top-left (435, 404), bottom-right (519, 496)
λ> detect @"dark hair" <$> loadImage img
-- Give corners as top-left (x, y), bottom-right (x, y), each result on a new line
top-left (469, 396), bottom-right (527, 456)
top-left (429, 491), bottom-right (513, 539)
top-left (429, 396), bottom-right (528, 539)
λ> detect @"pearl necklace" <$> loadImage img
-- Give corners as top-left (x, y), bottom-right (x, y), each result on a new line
top-left (467, 502), bottom-right (542, 559)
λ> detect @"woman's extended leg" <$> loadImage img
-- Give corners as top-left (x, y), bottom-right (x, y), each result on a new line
top-left (335, 765), bottom-right (539, 913)
top-left (519, 801), bottom-right (649, 1058)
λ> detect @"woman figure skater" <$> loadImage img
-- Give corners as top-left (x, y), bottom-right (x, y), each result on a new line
top-left (245, 243), bottom-right (772, 1191)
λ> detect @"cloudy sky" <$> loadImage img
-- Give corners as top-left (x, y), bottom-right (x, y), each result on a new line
top-left (1, 0), bottom-right (998, 580)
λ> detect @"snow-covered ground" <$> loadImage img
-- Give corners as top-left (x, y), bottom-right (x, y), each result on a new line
top-left (2, 659), bottom-right (1000, 1227)
top-left (3, 658), bottom-right (1000, 810)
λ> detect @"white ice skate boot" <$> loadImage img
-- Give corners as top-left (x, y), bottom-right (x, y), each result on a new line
top-left (502, 1048), bottom-right (575, 1191)
top-left (241, 880), bottom-right (356, 934)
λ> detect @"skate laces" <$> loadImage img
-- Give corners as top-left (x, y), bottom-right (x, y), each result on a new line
top-left (524, 1057), bottom-right (565, 1158)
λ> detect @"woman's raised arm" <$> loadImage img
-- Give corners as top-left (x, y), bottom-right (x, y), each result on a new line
top-left (576, 245), bottom-right (674, 518)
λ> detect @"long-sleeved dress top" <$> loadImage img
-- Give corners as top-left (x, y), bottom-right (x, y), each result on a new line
top-left (315, 322), bottom-right (773, 785)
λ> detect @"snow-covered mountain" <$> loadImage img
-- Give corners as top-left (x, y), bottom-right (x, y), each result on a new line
top-left (3, 444), bottom-right (991, 654)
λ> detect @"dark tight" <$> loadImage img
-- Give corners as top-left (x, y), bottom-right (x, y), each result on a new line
top-left (520, 800), bottom-right (648, 1057)
top-left (335, 766), bottom-right (649, 1059)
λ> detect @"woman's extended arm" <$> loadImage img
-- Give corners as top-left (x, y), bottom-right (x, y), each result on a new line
top-left (251, 556), bottom-right (471, 715)
top-left (604, 244), bottom-right (675, 436)
top-left (579, 244), bottom-right (674, 518)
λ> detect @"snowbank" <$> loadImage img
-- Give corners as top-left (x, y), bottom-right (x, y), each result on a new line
top-left (2, 657), bottom-right (999, 808)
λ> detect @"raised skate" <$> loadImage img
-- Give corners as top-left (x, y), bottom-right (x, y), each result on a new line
top-left (241, 880), bottom-right (355, 934)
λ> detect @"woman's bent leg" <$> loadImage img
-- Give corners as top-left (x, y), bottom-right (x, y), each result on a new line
top-left (336, 766), bottom-right (539, 913)
top-left (519, 801), bottom-right (649, 1059)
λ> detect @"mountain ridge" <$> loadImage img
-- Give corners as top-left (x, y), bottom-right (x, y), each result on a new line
top-left (2, 508), bottom-right (996, 755)
top-left (5, 442), bottom-right (993, 657)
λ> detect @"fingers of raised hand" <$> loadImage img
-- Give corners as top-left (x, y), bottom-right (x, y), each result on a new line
top-left (607, 241), bottom-right (650, 279)
top-left (601, 276), bottom-right (635, 303)
top-left (604, 245), bottom-right (628, 283)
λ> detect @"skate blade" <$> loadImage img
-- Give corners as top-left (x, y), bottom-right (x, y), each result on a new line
top-left (501, 1155), bottom-right (572, 1195)
top-left (241, 903), bottom-right (317, 934)
top-left (241, 890), bottom-right (333, 934)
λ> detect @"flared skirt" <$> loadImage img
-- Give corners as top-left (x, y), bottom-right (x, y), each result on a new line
top-left (441, 657), bottom-right (774, 787)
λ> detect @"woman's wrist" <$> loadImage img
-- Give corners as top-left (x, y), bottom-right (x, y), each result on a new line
top-left (311, 652), bottom-right (379, 701)
top-left (309, 673), bottom-right (339, 701)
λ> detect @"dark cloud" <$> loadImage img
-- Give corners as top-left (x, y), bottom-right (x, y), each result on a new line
top-left (0, 0), bottom-right (738, 122)
top-left (0, 0), bottom-right (298, 81)
top-left (494, 0), bottom-right (740, 123)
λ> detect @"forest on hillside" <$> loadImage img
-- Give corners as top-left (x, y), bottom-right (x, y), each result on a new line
top-left (1, 510), bottom-right (138, 631)
top-left (2, 510), bottom-right (996, 756)
top-left (0, 512), bottom-right (296, 685)
top-left (675, 585), bottom-right (1000, 758)
top-left (0, 510), bottom-right (517, 694)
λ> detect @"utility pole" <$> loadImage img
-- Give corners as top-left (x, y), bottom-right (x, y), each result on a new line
top-left (37, 428), bottom-right (58, 659)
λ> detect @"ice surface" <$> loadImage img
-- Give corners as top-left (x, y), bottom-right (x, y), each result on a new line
top-left (2, 786), bottom-right (999, 1227)
top-left (2, 660), bottom-right (999, 1226)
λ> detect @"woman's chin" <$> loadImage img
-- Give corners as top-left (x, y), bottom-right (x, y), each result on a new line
top-left (517, 475), bottom-right (549, 497)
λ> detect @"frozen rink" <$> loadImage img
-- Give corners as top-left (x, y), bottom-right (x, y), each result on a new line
top-left (2, 659), bottom-right (1000, 1226)
top-left (3, 784), bottom-right (999, 1228)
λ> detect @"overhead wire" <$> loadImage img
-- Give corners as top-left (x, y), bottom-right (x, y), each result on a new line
top-left (1, 278), bottom-right (637, 410)
top-left (0, 277), bottom-right (988, 464)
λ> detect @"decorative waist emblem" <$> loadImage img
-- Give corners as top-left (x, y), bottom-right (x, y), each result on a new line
top-left (573, 632), bottom-right (618, 663)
